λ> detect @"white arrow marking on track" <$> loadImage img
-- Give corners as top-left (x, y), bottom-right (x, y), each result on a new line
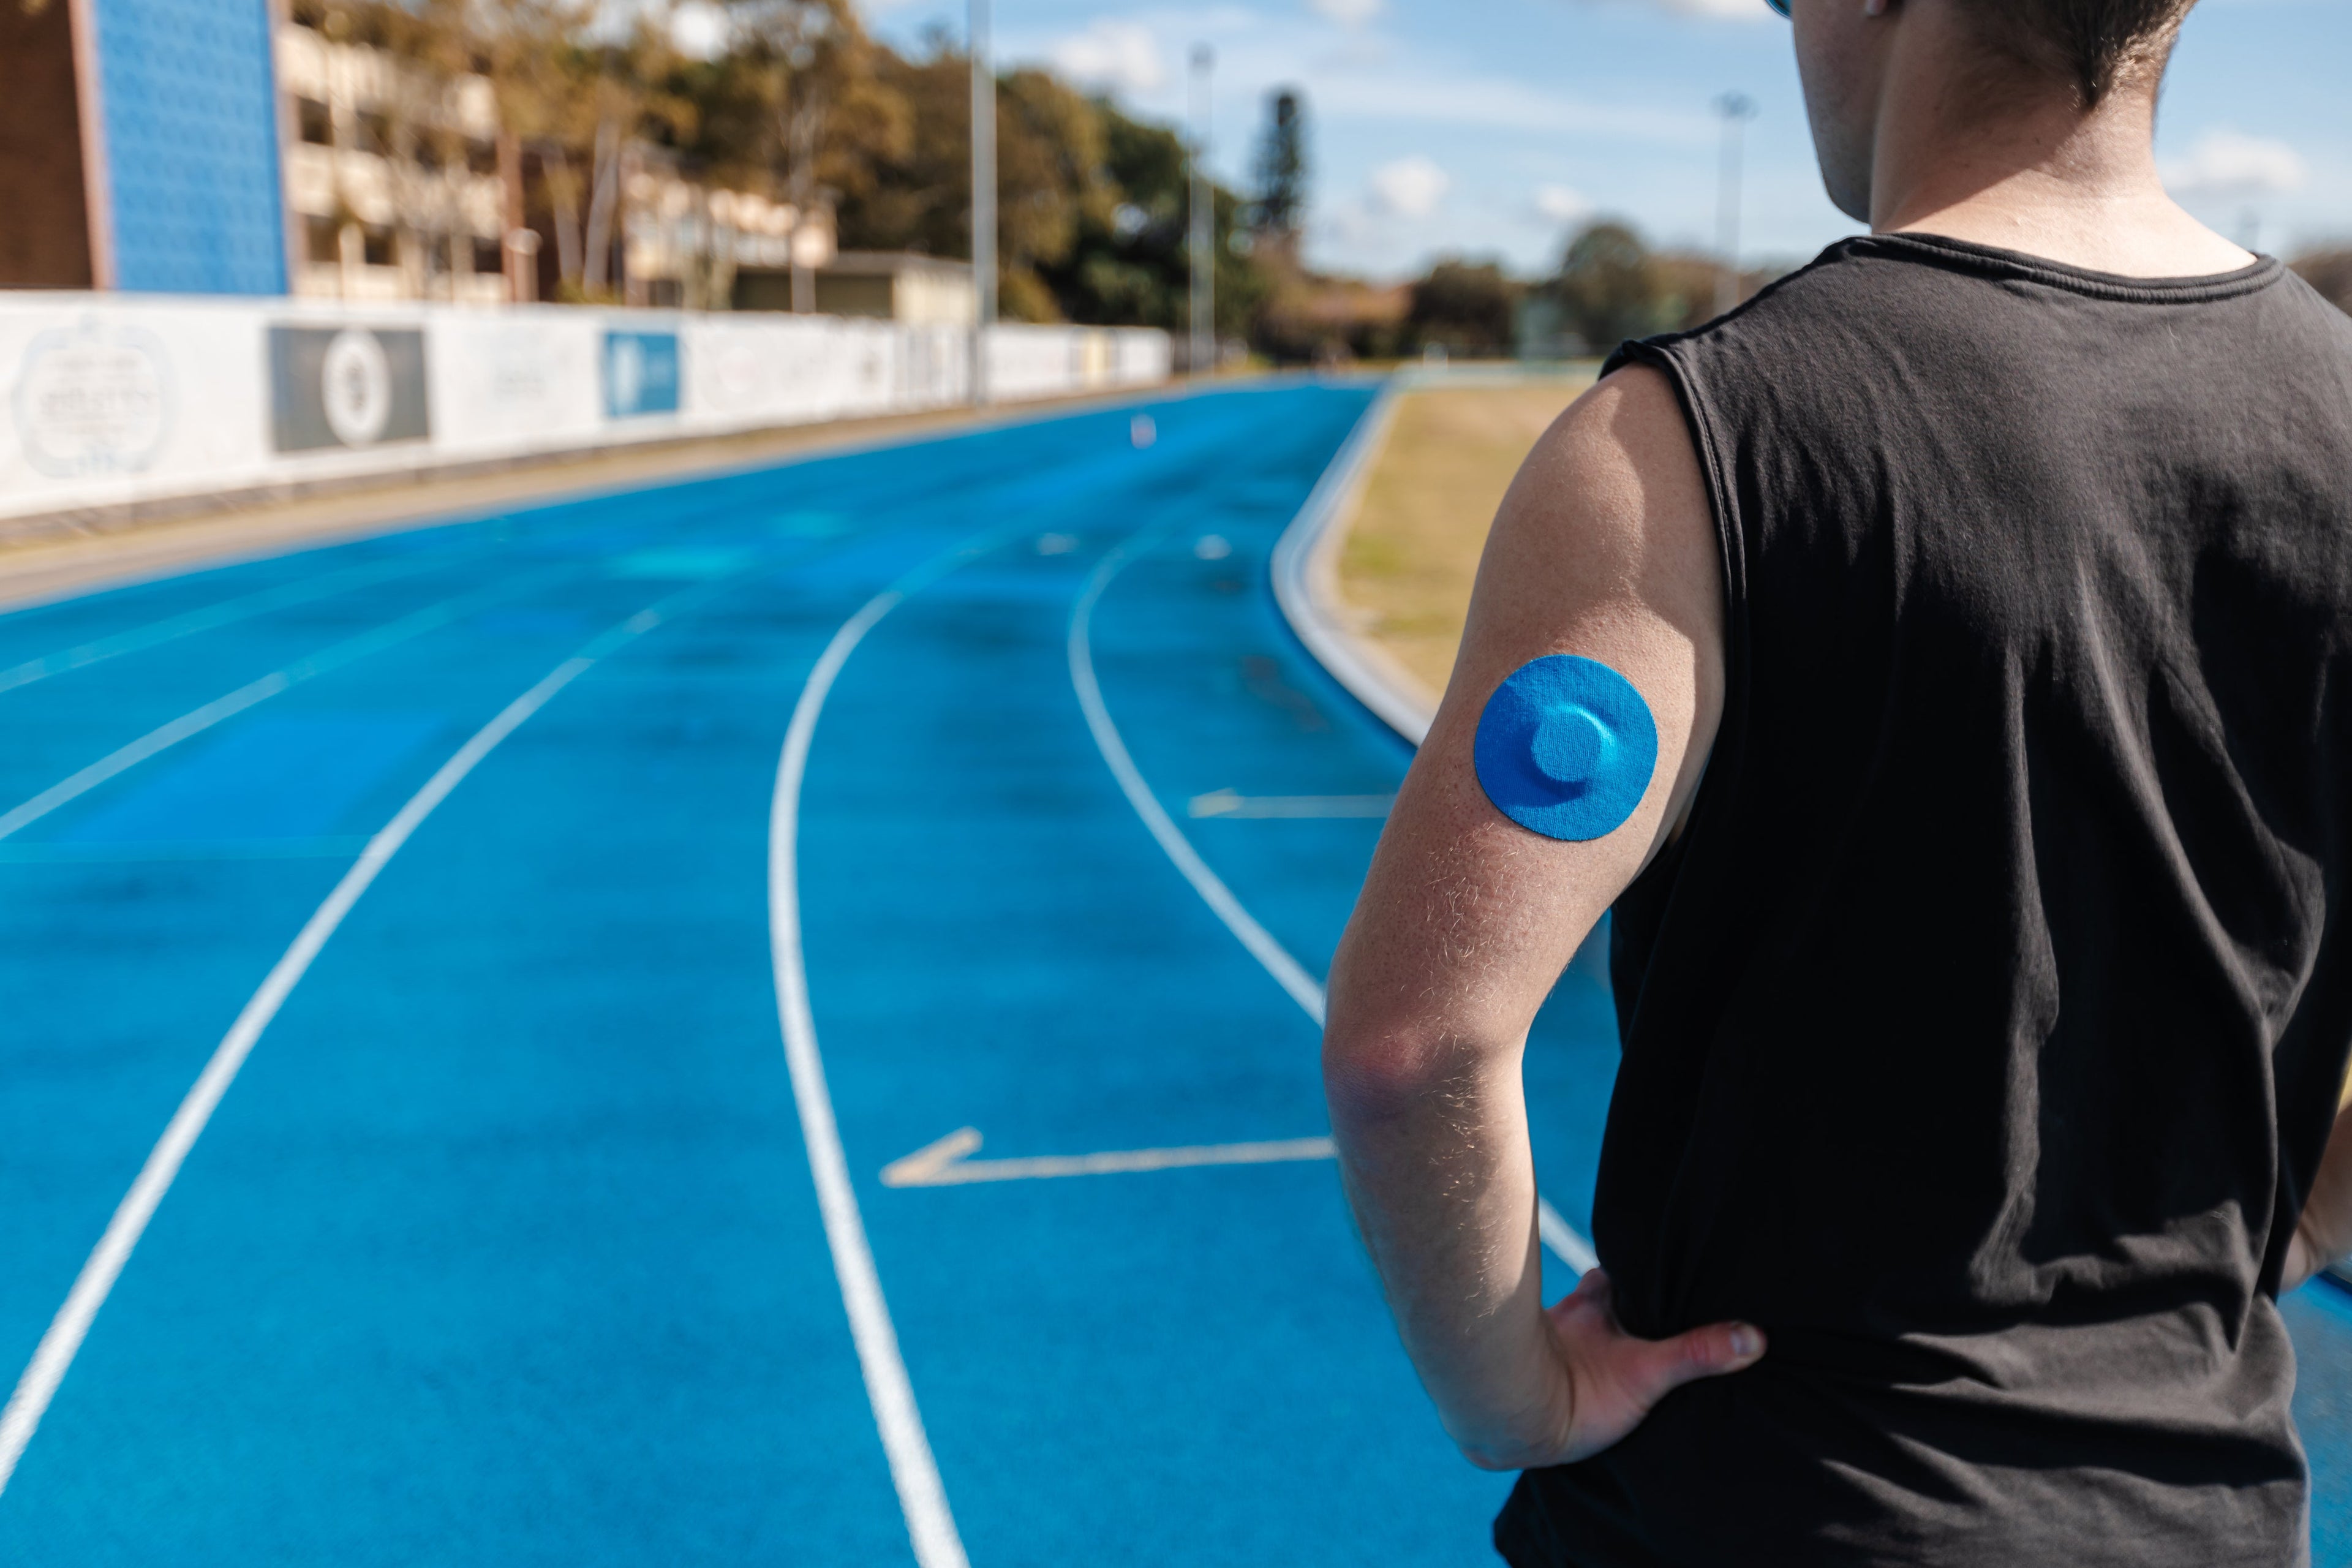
top-left (881, 1128), bottom-right (1337, 1188)
top-left (1187, 788), bottom-right (1395, 818)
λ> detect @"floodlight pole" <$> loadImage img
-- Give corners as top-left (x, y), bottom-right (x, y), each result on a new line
top-left (1713, 92), bottom-right (1757, 317)
top-left (970, 0), bottom-right (997, 405)
top-left (1188, 43), bottom-right (1215, 379)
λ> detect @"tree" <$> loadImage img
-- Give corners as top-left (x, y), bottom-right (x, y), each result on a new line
top-left (685, 0), bottom-right (909, 305)
top-left (1028, 98), bottom-right (1262, 335)
top-left (1406, 259), bottom-right (1519, 357)
top-left (2295, 250), bottom-right (2352, 317)
top-left (1550, 222), bottom-right (1669, 351)
top-left (831, 46), bottom-right (1263, 326)
top-left (1250, 88), bottom-right (1306, 251)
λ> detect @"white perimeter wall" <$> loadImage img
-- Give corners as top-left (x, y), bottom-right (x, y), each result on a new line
top-left (0, 294), bottom-right (1172, 524)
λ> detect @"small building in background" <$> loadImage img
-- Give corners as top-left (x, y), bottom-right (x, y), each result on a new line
top-left (785, 253), bottom-right (975, 326)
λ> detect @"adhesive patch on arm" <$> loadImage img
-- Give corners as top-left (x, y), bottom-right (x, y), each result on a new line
top-left (1473, 655), bottom-right (1659, 842)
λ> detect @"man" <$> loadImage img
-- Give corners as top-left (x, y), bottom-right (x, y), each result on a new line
top-left (1321, 0), bottom-right (2352, 1562)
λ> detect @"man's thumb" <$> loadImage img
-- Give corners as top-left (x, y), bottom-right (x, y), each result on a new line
top-left (1634, 1319), bottom-right (1766, 1400)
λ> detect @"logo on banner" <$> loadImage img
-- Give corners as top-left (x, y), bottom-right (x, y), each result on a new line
top-left (11, 319), bottom-right (175, 477)
top-left (603, 331), bottom-right (680, 419)
top-left (270, 325), bottom-right (429, 452)
top-left (320, 328), bottom-right (394, 446)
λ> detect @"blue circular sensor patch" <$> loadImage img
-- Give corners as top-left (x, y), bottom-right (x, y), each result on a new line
top-left (1473, 655), bottom-right (1658, 842)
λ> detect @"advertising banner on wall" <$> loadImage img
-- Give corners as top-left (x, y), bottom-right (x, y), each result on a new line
top-left (426, 318), bottom-right (601, 461)
top-left (270, 325), bottom-right (431, 453)
top-left (10, 318), bottom-right (178, 479)
top-left (0, 295), bottom-right (1166, 526)
top-left (603, 331), bottom-right (681, 420)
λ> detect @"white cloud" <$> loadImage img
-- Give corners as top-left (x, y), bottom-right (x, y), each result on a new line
top-left (668, 0), bottom-right (727, 60)
top-left (1371, 155), bottom-right (1450, 217)
top-left (1584, 0), bottom-right (1777, 19)
top-left (1534, 183), bottom-right (1593, 224)
top-left (2162, 129), bottom-right (2308, 201)
top-left (1652, 0), bottom-right (1777, 17)
top-left (1050, 18), bottom-right (1168, 96)
top-left (1306, 0), bottom-right (1384, 26)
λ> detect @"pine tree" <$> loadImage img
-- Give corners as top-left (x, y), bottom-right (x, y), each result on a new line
top-left (1250, 88), bottom-right (1307, 248)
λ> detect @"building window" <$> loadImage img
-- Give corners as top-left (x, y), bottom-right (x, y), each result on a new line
top-left (355, 110), bottom-right (391, 155)
top-left (361, 224), bottom-right (395, 267)
top-left (304, 215), bottom-right (342, 265)
top-left (466, 138), bottom-right (498, 176)
top-left (297, 98), bottom-right (332, 146)
top-left (414, 138), bottom-right (442, 173)
top-left (472, 235), bottom-right (503, 276)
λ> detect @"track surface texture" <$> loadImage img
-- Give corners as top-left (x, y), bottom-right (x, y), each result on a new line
top-left (1, 382), bottom-right (2349, 1564)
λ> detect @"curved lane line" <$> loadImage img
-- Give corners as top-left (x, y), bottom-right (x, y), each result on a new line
top-left (1068, 523), bottom-right (1602, 1275)
top-left (1068, 529), bottom-right (1329, 1025)
top-left (770, 546), bottom-right (1013, 1568)
top-left (0, 598), bottom-right (677, 1499)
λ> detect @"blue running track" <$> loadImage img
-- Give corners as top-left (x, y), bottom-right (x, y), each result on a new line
top-left (1, 382), bottom-right (2350, 1565)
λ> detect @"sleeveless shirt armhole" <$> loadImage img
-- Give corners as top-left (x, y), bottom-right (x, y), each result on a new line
top-left (1598, 339), bottom-right (1751, 849)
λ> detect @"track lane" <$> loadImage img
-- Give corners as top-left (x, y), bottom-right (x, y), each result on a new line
top-left (0, 394), bottom-right (1257, 1564)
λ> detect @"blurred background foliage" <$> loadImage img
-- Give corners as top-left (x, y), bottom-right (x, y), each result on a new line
top-left (292, 0), bottom-right (2352, 355)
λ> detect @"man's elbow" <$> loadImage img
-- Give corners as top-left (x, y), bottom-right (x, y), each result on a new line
top-left (1322, 1024), bottom-right (1472, 1126)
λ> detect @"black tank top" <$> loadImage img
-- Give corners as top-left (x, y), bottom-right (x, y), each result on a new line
top-left (1498, 234), bottom-right (2352, 1567)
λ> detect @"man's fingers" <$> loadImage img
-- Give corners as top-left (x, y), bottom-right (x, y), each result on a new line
top-left (1629, 1319), bottom-right (1767, 1399)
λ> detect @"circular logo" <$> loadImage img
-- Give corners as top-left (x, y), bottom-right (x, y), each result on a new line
top-left (12, 320), bottom-right (173, 477)
top-left (320, 328), bottom-right (393, 447)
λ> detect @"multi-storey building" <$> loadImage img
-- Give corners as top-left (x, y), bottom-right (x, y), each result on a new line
top-left (274, 15), bottom-right (510, 303)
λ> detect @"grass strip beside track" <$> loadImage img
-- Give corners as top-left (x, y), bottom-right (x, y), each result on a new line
top-left (1337, 375), bottom-right (1595, 701)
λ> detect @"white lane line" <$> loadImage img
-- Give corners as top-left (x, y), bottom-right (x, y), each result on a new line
top-left (0, 599), bottom-right (674, 1500)
top-left (0, 568), bottom-right (565, 845)
top-left (1188, 788), bottom-right (1394, 819)
top-left (881, 1127), bottom-right (1336, 1188)
top-left (1068, 533), bottom-right (1329, 1025)
top-left (0, 837), bottom-right (373, 865)
top-left (771, 554), bottom-right (996, 1568)
top-left (1068, 526), bottom-right (1601, 1278)
top-left (0, 553), bottom-right (453, 697)
top-left (1539, 1199), bottom-right (1600, 1275)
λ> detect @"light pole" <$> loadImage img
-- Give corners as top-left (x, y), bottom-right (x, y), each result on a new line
top-left (1714, 92), bottom-right (1757, 317)
top-left (1188, 43), bottom-right (1215, 378)
top-left (970, 0), bottom-right (997, 405)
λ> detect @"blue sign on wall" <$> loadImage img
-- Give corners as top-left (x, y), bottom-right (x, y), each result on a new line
top-left (92, 0), bottom-right (287, 295)
top-left (603, 332), bottom-right (681, 419)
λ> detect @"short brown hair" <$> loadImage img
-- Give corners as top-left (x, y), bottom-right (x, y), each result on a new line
top-left (1973, 0), bottom-right (2198, 104)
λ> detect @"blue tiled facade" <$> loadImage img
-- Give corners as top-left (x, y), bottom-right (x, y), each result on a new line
top-left (94, 0), bottom-right (286, 294)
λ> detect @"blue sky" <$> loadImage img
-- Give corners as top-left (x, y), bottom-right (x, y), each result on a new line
top-left (857, 0), bottom-right (2352, 280)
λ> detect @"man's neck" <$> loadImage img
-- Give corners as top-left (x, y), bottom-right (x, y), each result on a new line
top-left (1864, 21), bottom-right (2252, 279)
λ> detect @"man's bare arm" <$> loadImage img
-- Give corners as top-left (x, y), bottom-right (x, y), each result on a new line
top-left (2286, 1095), bottom-right (2352, 1291)
top-left (1322, 366), bottom-right (1762, 1471)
